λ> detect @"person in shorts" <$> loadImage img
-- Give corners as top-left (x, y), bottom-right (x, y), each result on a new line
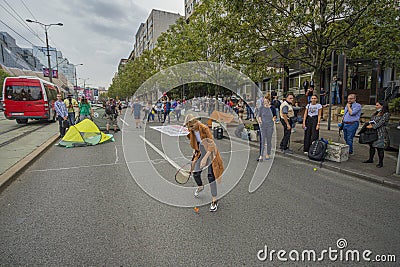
top-left (105, 98), bottom-right (118, 133)
top-left (131, 99), bottom-right (142, 128)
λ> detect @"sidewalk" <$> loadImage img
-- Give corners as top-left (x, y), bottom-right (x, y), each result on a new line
top-left (224, 118), bottom-right (400, 190)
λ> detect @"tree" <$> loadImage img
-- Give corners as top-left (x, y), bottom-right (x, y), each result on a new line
top-left (349, 1), bottom-right (400, 72)
top-left (225, 0), bottom-right (380, 92)
top-left (0, 69), bottom-right (10, 96)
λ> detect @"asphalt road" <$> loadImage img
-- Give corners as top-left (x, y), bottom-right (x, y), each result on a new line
top-left (0, 112), bottom-right (399, 266)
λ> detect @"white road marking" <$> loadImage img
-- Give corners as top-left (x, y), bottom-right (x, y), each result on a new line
top-left (29, 162), bottom-right (123, 172)
top-left (119, 118), bottom-right (129, 126)
top-left (114, 145), bottom-right (119, 164)
top-left (139, 135), bottom-right (181, 170)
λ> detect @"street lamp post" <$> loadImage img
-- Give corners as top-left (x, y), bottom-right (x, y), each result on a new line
top-left (26, 19), bottom-right (63, 83)
top-left (74, 64), bottom-right (83, 98)
top-left (79, 78), bottom-right (90, 98)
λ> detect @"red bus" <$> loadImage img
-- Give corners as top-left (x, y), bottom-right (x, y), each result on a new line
top-left (2, 76), bottom-right (59, 124)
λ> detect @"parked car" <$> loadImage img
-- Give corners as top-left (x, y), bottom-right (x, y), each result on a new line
top-left (0, 96), bottom-right (3, 111)
top-left (386, 122), bottom-right (400, 150)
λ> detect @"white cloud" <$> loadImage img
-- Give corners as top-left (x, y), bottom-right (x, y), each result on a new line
top-left (0, 0), bottom-right (184, 88)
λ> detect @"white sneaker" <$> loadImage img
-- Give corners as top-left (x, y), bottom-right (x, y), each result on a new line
top-left (209, 201), bottom-right (218, 212)
top-left (194, 187), bottom-right (204, 198)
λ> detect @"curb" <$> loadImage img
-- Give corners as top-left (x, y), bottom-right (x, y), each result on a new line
top-left (226, 134), bottom-right (400, 191)
top-left (0, 134), bottom-right (60, 191)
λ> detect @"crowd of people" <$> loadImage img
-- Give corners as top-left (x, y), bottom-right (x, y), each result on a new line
top-left (250, 89), bottom-right (391, 169)
top-left (54, 93), bottom-right (95, 138)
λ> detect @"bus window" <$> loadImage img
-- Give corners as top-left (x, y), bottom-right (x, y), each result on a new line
top-left (5, 85), bottom-right (42, 101)
top-left (44, 84), bottom-right (58, 102)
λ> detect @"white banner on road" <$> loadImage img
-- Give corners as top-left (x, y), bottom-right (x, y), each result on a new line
top-left (149, 125), bottom-right (189, 137)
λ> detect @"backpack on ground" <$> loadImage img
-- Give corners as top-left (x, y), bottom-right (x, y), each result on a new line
top-left (308, 140), bottom-right (327, 161)
top-left (105, 103), bottom-right (115, 115)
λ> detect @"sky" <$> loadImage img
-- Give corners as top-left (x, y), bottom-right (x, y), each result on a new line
top-left (0, 0), bottom-right (184, 88)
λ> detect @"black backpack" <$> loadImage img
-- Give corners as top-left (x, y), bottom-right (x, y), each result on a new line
top-left (308, 140), bottom-right (327, 161)
top-left (273, 99), bottom-right (281, 110)
top-left (105, 103), bottom-right (115, 115)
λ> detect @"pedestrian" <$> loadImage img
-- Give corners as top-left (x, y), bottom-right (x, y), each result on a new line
top-left (310, 79), bottom-right (315, 90)
top-left (362, 101), bottom-right (390, 168)
top-left (342, 94), bottom-right (362, 154)
top-left (257, 95), bottom-right (276, 161)
top-left (303, 80), bottom-right (309, 94)
top-left (117, 100), bottom-right (123, 115)
top-left (131, 99), bottom-right (142, 128)
top-left (184, 114), bottom-right (224, 212)
top-left (63, 93), bottom-right (78, 126)
top-left (279, 93), bottom-right (295, 154)
top-left (272, 96), bottom-right (281, 124)
top-left (208, 97), bottom-right (215, 116)
top-left (54, 94), bottom-right (68, 138)
top-left (331, 76), bottom-right (341, 105)
top-left (292, 101), bottom-right (301, 133)
top-left (175, 100), bottom-right (182, 122)
top-left (302, 95), bottom-right (323, 153)
top-left (156, 100), bottom-right (163, 122)
top-left (163, 96), bottom-right (171, 124)
top-left (78, 96), bottom-right (93, 122)
top-left (105, 98), bottom-right (118, 133)
top-left (142, 101), bottom-right (151, 122)
top-left (236, 98), bottom-right (245, 119)
top-left (320, 88), bottom-right (326, 105)
top-left (149, 102), bottom-right (156, 122)
top-left (306, 87), bottom-right (314, 103)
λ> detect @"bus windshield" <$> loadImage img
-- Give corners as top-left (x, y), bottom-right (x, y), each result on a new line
top-left (5, 85), bottom-right (42, 101)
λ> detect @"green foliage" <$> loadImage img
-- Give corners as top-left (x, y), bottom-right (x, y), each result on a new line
top-left (389, 97), bottom-right (400, 114)
top-left (224, 0), bottom-right (394, 90)
top-left (0, 69), bottom-right (10, 96)
top-left (245, 123), bottom-right (254, 130)
top-left (109, 0), bottom-right (399, 99)
top-left (349, 1), bottom-right (400, 67)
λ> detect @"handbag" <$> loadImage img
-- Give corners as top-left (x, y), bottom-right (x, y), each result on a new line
top-left (359, 128), bottom-right (378, 144)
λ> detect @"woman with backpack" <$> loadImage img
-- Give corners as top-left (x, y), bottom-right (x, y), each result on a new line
top-left (362, 101), bottom-right (390, 168)
top-left (302, 95), bottom-right (322, 154)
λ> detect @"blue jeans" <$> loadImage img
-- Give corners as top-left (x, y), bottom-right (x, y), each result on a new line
top-left (332, 91), bottom-right (340, 105)
top-left (343, 122), bottom-right (359, 154)
top-left (67, 112), bottom-right (75, 126)
top-left (275, 108), bottom-right (280, 122)
top-left (58, 116), bottom-right (66, 137)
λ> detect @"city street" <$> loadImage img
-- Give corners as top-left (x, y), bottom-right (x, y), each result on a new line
top-left (0, 112), bottom-right (399, 265)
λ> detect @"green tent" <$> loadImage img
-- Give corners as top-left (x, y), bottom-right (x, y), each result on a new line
top-left (58, 119), bottom-right (114, 148)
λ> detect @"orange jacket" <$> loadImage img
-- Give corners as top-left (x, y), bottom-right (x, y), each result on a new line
top-left (187, 122), bottom-right (224, 180)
